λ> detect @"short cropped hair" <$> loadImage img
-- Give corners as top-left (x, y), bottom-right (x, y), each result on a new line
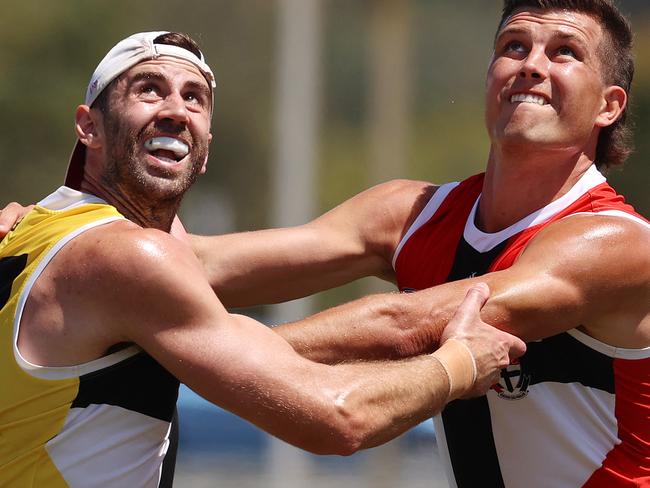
top-left (497, 0), bottom-right (634, 170)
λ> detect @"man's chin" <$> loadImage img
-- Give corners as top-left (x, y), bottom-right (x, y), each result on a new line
top-left (118, 170), bottom-right (196, 203)
top-left (143, 175), bottom-right (195, 199)
top-left (496, 126), bottom-right (558, 147)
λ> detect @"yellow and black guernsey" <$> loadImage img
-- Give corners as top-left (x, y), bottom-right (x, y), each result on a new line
top-left (0, 187), bottom-right (180, 488)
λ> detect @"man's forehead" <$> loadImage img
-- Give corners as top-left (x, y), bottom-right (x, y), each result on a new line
top-left (499, 8), bottom-right (603, 42)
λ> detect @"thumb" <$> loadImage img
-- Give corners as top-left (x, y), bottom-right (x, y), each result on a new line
top-left (508, 334), bottom-right (527, 360)
top-left (454, 283), bottom-right (490, 319)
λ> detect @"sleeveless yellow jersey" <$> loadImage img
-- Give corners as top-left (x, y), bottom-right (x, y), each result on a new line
top-left (0, 187), bottom-right (180, 488)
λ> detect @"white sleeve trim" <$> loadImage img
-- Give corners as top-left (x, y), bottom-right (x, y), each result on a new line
top-left (38, 186), bottom-right (109, 210)
top-left (392, 182), bottom-right (459, 269)
top-left (13, 216), bottom-right (142, 380)
top-left (567, 329), bottom-right (650, 360)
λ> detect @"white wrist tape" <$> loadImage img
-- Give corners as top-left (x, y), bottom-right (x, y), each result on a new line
top-left (432, 339), bottom-right (477, 401)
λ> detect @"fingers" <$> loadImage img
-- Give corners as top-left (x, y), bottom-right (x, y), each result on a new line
top-left (460, 283), bottom-right (490, 312)
top-left (449, 283), bottom-right (490, 324)
top-left (0, 202), bottom-right (28, 236)
top-left (458, 283), bottom-right (526, 362)
top-left (440, 283), bottom-right (491, 344)
top-left (508, 334), bottom-right (527, 361)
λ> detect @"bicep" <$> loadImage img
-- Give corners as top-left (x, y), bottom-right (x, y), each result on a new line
top-left (480, 215), bottom-right (650, 344)
top-left (190, 180), bottom-right (436, 307)
top-left (190, 223), bottom-right (382, 307)
top-left (480, 263), bottom-right (584, 341)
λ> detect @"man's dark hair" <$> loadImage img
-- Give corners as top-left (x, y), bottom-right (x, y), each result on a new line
top-left (91, 32), bottom-right (204, 114)
top-left (498, 0), bottom-right (634, 170)
top-left (153, 32), bottom-right (203, 59)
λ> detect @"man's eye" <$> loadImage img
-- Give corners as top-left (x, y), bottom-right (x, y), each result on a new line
top-left (506, 41), bottom-right (526, 53)
top-left (557, 46), bottom-right (576, 58)
top-left (141, 85), bottom-right (158, 95)
top-left (185, 92), bottom-right (207, 108)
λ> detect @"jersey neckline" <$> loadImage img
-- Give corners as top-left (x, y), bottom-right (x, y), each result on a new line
top-left (464, 165), bottom-right (606, 252)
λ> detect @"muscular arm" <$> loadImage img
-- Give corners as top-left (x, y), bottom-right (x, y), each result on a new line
top-left (276, 214), bottom-right (650, 362)
top-left (189, 180), bottom-right (435, 307)
top-left (35, 224), bottom-right (522, 455)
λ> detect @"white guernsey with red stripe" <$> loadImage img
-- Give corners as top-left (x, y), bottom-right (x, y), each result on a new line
top-left (393, 165), bottom-right (650, 487)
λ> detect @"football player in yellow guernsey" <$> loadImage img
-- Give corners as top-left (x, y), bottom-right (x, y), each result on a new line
top-left (0, 31), bottom-right (525, 487)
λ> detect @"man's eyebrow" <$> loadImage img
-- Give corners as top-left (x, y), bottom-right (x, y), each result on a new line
top-left (552, 30), bottom-right (589, 49)
top-left (128, 71), bottom-right (167, 85)
top-left (184, 79), bottom-right (212, 100)
top-left (127, 71), bottom-right (211, 98)
top-left (497, 26), bottom-right (529, 38)
top-left (494, 26), bottom-right (527, 46)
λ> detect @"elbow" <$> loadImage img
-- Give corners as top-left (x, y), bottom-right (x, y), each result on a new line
top-left (307, 394), bottom-right (374, 456)
top-left (311, 425), bottom-right (367, 457)
top-left (326, 426), bottom-right (366, 457)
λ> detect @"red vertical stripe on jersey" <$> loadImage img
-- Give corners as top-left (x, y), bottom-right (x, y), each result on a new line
top-left (395, 174), bottom-right (484, 290)
top-left (582, 357), bottom-right (650, 487)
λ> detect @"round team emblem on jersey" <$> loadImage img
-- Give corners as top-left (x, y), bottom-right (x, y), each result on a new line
top-left (493, 359), bottom-right (531, 400)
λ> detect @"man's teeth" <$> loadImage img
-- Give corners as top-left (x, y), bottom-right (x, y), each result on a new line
top-left (511, 94), bottom-right (547, 105)
top-left (144, 137), bottom-right (189, 158)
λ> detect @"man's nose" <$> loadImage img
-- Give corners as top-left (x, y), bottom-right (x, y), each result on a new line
top-left (519, 47), bottom-right (549, 80)
top-left (157, 92), bottom-right (190, 125)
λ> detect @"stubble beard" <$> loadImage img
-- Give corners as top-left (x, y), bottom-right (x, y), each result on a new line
top-left (101, 111), bottom-right (209, 215)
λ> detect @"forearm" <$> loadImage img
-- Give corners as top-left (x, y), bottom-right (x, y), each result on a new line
top-left (301, 285), bottom-right (520, 453)
top-left (274, 285), bottom-right (466, 363)
top-left (274, 268), bottom-right (572, 364)
top-left (324, 343), bottom-right (473, 452)
top-left (166, 313), bottom-right (475, 456)
top-left (268, 341), bottom-right (473, 454)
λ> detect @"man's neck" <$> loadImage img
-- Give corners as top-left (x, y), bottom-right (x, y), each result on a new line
top-left (79, 179), bottom-right (178, 232)
top-left (477, 145), bottom-right (595, 233)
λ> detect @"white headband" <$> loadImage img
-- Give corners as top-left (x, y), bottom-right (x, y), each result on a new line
top-left (85, 31), bottom-right (215, 106)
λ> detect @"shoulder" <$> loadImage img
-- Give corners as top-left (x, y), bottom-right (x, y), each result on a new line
top-left (518, 213), bottom-right (650, 286)
top-left (57, 219), bottom-right (204, 289)
top-left (527, 212), bottom-right (649, 256)
top-left (55, 220), bottom-right (217, 338)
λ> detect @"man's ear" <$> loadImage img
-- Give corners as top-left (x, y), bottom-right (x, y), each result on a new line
top-left (75, 105), bottom-right (103, 149)
top-left (199, 132), bottom-right (212, 175)
top-left (596, 85), bottom-right (627, 128)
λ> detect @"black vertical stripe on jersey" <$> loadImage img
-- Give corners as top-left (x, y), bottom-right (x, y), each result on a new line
top-left (446, 237), bottom-right (508, 282)
top-left (0, 254), bottom-right (28, 309)
top-left (442, 397), bottom-right (505, 488)
top-left (521, 333), bottom-right (615, 392)
top-left (443, 237), bottom-right (509, 488)
top-left (72, 351), bottom-right (180, 422)
top-left (159, 408), bottom-right (179, 488)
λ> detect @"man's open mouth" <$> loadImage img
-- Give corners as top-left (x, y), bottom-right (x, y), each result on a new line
top-left (510, 93), bottom-right (548, 106)
top-left (144, 137), bottom-right (190, 163)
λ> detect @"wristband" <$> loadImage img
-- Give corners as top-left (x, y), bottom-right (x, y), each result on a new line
top-left (431, 339), bottom-right (477, 401)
